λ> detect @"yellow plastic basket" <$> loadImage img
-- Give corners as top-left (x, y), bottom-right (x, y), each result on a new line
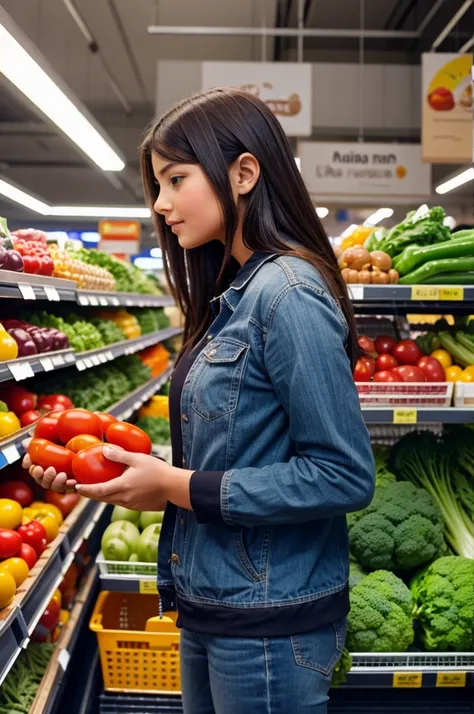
top-left (90, 591), bottom-right (181, 694)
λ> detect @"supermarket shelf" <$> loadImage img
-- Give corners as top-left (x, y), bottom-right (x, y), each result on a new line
top-left (75, 327), bottom-right (183, 371)
top-left (0, 499), bottom-right (106, 687)
top-left (29, 565), bottom-right (99, 714)
top-left (362, 407), bottom-right (474, 424)
top-left (77, 291), bottom-right (175, 308)
top-left (108, 366), bottom-right (174, 422)
top-left (348, 284), bottom-right (474, 314)
top-left (0, 270), bottom-right (77, 302)
top-left (98, 574), bottom-right (155, 592)
top-left (0, 349), bottom-right (76, 383)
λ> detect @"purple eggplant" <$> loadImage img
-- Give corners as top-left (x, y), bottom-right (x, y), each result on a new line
top-left (26, 328), bottom-right (47, 353)
top-left (4, 250), bottom-right (24, 272)
top-left (52, 330), bottom-right (69, 350)
top-left (39, 328), bottom-right (56, 352)
top-left (7, 328), bottom-right (37, 356)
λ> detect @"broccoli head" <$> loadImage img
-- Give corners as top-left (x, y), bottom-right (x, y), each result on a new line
top-left (411, 556), bottom-right (474, 651)
top-left (349, 561), bottom-right (368, 590)
top-left (347, 570), bottom-right (414, 652)
top-left (348, 481), bottom-right (445, 571)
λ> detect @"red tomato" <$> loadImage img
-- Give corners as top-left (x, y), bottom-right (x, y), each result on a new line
top-left (358, 335), bottom-right (377, 357)
top-left (18, 521), bottom-right (48, 557)
top-left (34, 411), bottom-right (62, 441)
top-left (106, 422), bottom-right (152, 455)
top-left (39, 597), bottom-right (60, 632)
top-left (45, 490), bottom-right (80, 517)
top-left (72, 444), bottom-right (126, 484)
top-left (28, 439), bottom-right (74, 477)
top-left (57, 410), bottom-right (102, 444)
top-left (417, 356), bottom-right (446, 382)
top-left (392, 365), bottom-right (427, 382)
top-left (0, 529), bottom-right (22, 559)
top-left (374, 335), bottom-right (397, 355)
top-left (66, 434), bottom-right (102, 453)
top-left (375, 354), bottom-right (399, 372)
top-left (38, 394), bottom-right (74, 410)
top-left (23, 255), bottom-right (41, 274)
top-left (373, 370), bottom-right (398, 383)
top-left (392, 339), bottom-right (424, 366)
top-left (353, 358), bottom-right (375, 382)
top-left (19, 543), bottom-right (38, 569)
top-left (39, 256), bottom-right (54, 276)
top-left (0, 480), bottom-right (34, 507)
top-left (6, 390), bottom-right (37, 417)
top-left (20, 410), bottom-right (42, 428)
top-left (94, 412), bottom-right (118, 431)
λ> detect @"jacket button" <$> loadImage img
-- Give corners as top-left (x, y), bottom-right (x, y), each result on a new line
top-left (182, 413), bottom-right (189, 423)
top-left (207, 334), bottom-right (213, 340)
top-left (182, 456), bottom-right (186, 467)
top-left (171, 553), bottom-right (180, 564)
top-left (208, 349), bottom-right (217, 357)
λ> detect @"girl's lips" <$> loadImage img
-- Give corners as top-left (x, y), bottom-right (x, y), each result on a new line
top-left (171, 222), bottom-right (184, 233)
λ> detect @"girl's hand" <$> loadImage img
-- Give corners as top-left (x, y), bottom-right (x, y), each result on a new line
top-left (22, 441), bottom-right (76, 493)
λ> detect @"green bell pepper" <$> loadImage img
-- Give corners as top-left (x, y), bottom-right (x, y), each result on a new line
top-left (399, 257), bottom-right (474, 285)
top-left (395, 234), bottom-right (474, 276)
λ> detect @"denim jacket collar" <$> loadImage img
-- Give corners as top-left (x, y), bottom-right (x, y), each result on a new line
top-left (212, 252), bottom-right (277, 313)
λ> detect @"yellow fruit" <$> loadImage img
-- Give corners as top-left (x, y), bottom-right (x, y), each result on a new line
top-left (30, 502), bottom-right (63, 526)
top-left (52, 589), bottom-right (62, 609)
top-left (34, 513), bottom-right (60, 543)
top-left (22, 506), bottom-right (41, 524)
top-left (460, 369), bottom-right (474, 383)
top-left (462, 365), bottom-right (474, 379)
top-left (0, 557), bottom-right (29, 587)
top-left (0, 499), bottom-right (23, 529)
top-left (59, 608), bottom-right (70, 626)
top-left (431, 349), bottom-right (452, 370)
top-left (445, 365), bottom-right (463, 382)
top-left (0, 570), bottom-right (17, 606)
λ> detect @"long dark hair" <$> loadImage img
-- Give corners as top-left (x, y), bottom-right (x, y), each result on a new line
top-left (140, 87), bottom-right (358, 366)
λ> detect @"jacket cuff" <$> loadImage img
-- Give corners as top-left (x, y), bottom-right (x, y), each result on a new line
top-left (190, 471), bottom-right (225, 524)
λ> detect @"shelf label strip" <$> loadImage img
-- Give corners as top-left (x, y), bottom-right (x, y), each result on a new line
top-left (39, 357), bottom-right (54, 372)
top-left (139, 580), bottom-right (158, 594)
top-left (436, 672), bottom-right (466, 687)
top-left (393, 409), bottom-right (417, 424)
top-left (8, 362), bottom-right (34, 381)
top-left (44, 285), bottom-right (60, 301)
top-left (18, 283), bottom-right (36, 300)
top-left (2, 444), bottom-right (20, 464)
top-left (393, 672), bottom-right (422, 688)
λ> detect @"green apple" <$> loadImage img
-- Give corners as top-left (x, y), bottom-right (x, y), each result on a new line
top-left (101, 520), bottom-right (140, 561)
top-left (111, 506), bottom-right (141, 526)
top-left (136, 523), bottom-right (161, 563)
top-left (139, 511), bottom-right (164, 531)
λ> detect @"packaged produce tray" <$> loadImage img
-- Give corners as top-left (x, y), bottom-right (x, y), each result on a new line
top-left (356, 382), bottom-right (453, 407)
top-left (453, 382), bottom-right (474, 407)
top-left (90, 591), bottom-right (180, 694)
top-left (97, 551), bottom-right (156, 577)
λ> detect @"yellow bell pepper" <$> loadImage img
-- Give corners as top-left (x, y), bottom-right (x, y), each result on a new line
top-left (139, 395), bottom-right (169, 420)
top-left (0, 411), bottom-right (21, 438)
top-left (0, 325), bottom-right (18, 361)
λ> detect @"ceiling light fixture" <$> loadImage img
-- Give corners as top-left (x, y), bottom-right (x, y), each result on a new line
top-left (0, 8), bottom-right (125, 172)
top-left (0, 177), bottom-right (149, 218)
top-left (364, 208), bottom-right (394, 226)
top-left (316, 207), bottom-right (329, 218)
top-left (435, 168), bottom-right (474, 194)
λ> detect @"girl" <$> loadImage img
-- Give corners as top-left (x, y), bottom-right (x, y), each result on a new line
top-left (25, 87), bottom-right (374, 714)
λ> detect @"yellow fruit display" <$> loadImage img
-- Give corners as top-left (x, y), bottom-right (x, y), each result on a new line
top-left (445, 365), bottom-right (463, 382)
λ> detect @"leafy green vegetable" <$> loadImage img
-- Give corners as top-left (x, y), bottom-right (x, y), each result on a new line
top-left (90, 317), bottom-right (125, 345)
top-left (411, 556), bottom-right (474, 651)
top-left (347, 570), bottom-right (414, 652)
top-left (70, 249), bottom-right (159, 294)
top-left (134, 416), bottom-right (171, 445)
top-left (130, 308), bottom-right (169, 335)
top-left (348, 481), bottom-right (445, 571)
top-left (115, 355), bottom-right (152, 389)
top-left (390, 432), bottom-right (474, 559)
top-left (0, 643), bottom-right (54, 713)
top-left (378, 206), bottom-right (450, 258)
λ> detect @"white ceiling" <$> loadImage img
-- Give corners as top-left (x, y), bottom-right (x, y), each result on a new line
top-left (0, 0), bottom-right (472, 228)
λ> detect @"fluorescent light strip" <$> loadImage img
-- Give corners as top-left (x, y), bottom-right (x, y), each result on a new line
top-left (0, 177), bottom-right (149, 218)
top-left (364, 208), bottom-right (394, 226)
top-left (436, 168), bottom-right (474, 194)
top-left (0, 19), bottom-right (125, 172)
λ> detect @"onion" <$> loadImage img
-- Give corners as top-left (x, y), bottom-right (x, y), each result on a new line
top-left (370, 251), bottom-right (392, 272)
top-left (358, 270), bottom-right (372, 284)
top-left (388, 269), bottom-right (400, 284)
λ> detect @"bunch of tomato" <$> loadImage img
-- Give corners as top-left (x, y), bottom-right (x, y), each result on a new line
top-left (354, 335), bottom-right (446, 383)
top-left (28, 409), bottom-right (152, 485)
top-left (11, 230), bottom-right (54, 277)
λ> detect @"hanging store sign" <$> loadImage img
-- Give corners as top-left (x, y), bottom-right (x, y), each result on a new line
top-left (201, 61), bottom-right (312, 136)
top-left (421, 53), bottom-right (473, 164)
top-left (98, 220), bottom-right (140, 256)
top-left (298, 142), bottom-right (431, 199)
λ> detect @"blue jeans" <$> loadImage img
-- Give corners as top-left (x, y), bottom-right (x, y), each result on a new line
top-left (180, 619), bottom-right (346, 714)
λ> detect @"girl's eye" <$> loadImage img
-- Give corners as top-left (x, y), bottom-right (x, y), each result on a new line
top-left (170, 176), bottom-right (184, 187)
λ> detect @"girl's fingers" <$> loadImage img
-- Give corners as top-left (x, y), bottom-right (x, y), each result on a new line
top-left (40, 467), bottom-right (59, 489)
top-left (30, 465), bottom-right (45, 481)
top-left (22, 453), bottom-right (32, 469)
top-left (50, 473), bottom-right (68, 492)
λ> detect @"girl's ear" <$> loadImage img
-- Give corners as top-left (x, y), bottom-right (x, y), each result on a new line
top-left (229, 153), bottom-right (260, 196)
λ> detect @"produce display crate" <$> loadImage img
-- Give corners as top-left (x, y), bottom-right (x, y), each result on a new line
top-left (356, 382), bottom-right (453, 407)
top-left (90, 591), bottom-right (180, 694)
top-left (97, 551), bottom-right (157, 577)
top-left (453, 382), bottom-right (474, 407)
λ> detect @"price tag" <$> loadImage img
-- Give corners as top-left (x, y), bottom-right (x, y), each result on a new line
top-left (111, 297), bottom-right (120, 306)
top-left (39, 357), bottom-right (54, 372)
top-left (106, 351), bottom-right (114, 361)
top-left (436, 672), bottom-right (466, 688)
top-left (439, 287), bottom-right (464, 301)
top-left (393, 409), bottom-right (417, 424)
top-left (98, 353), bottom-right (107, 364)
top-left (410, 286), bottom-right (440, 301)
top-left (44, 285), bottom-right (60, 301)
top-left (79, 295), bottom-right (89, 306)
top-left (91, 355), bottom-right (100, 366)
top-left (89, 295), bottom-right (99, 306)
top-left (126, 299), bottom-right (133, 307)
top-left (18, 283), bottom-right (36, 300)
top-left (76, 360), bottom-right (86, 371)
top-left (133, 401), bottom-right (141, 411)
top-left (65, 352), bottom-right (75, 363)
top-left (58, 649), bottom-right (70, 671)
top-left (8, 362), bottom-right (33, 381)
top-left (139, 580), bottom-right (158, 594)
top-left (84, 358), bottom-right (93, 369)
top-left (138, 300), bottom-right (145, 308)
top-left (98, 296), bottom-right (108, 306)
top-left (348, 286), bottom-right (364, 301)
top-left (52, 354), bottom-right (64, 367)
top-left (393, 673), bottom-right (422, 688)
top-left (1, 444), bottom-right (20, 464)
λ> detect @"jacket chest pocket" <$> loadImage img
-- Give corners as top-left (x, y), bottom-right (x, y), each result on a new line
top-left (191, 339), bottom-right (249, 421)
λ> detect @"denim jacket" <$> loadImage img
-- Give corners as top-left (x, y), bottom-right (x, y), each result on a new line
top-left (158, 252), bottom-right (375, 637)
